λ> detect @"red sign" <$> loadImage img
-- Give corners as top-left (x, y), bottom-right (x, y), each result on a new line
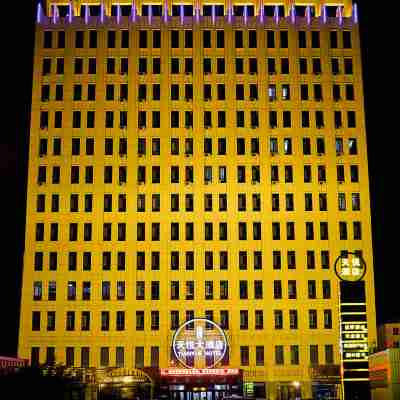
top-left (161, 368), bottom-right (239, 376)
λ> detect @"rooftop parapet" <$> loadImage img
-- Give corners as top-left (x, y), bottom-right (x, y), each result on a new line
top-left (37, 0), bottom-right (358, 25)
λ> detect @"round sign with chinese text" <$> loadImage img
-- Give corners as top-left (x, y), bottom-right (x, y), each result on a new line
top-left (334, 252), bottom-right (366, 282)
top-left (172, 318), bottom-right (227, 369)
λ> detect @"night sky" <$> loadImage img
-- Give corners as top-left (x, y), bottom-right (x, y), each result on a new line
top-left (0, 2), bottom-right (398, 357)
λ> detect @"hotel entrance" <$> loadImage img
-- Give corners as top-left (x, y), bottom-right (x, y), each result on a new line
top-left (159, 368), bottom-right (243, 400)
top-left (169, 384), bottom-right (231, 400)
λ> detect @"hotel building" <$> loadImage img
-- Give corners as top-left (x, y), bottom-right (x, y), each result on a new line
top-left (19, 1), bottom-right (376, 398)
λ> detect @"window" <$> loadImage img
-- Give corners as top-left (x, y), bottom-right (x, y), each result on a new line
top-left (240, 310), bottom-right (248, 330)
top-left (240, 346), bottom-right (249, 366)
top-left (288, 280), bottom-right (297, 299)
top-left (275, 345), bottom-right (284, 365)
top-left (274, 280), bottom-right (282, 299)
top-left (309, 310), bottom-right (317, 329)
top-left (289, 310), bottom-right (298, 329)
top-left (291, 345), bottom-right (299, 365)
top-left (324, 310), bottom-right (332, 329)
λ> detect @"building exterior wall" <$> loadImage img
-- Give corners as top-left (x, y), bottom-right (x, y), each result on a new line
top-left (370, 349), bottom-right (400, 400)
top-left (378, 323), bottom-right (400, 351)
top-left (19, 0), bottom-right (376, 397)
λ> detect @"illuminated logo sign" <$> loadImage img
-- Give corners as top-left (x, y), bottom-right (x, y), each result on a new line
top-left (172, 318), bottom-right (227, 368)
top-left (160, 368), bottom-right (239, 376)
top-left (334, 252), bottom-right (366, 282)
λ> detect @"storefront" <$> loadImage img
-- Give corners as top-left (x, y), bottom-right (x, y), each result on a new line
top-left (158, 368), bottom-right (243, 400)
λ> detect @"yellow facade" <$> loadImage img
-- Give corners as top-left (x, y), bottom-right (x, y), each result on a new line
top-left (19, 0), bottom-right (376, 397)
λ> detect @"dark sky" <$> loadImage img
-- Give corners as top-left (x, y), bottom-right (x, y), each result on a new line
top-left (0, 2), bottom-right (398, 357)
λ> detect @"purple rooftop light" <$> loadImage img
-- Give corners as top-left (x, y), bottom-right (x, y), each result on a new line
top-left (68, 2), bottom-right (73, 23)
top-left (290, 4), bottom-right (296, 24)
top-left (353, 3), bottom-right (359, 24)
top-left (274, 5), bottom-right (279, 24)
top-left (36, 2), bottom-right (43, 24)
top-left (164, 0), bottom-right (168, 23)
top-left (84, 4), bottom-right (89, 24)
top-left (306, 5), bottom-right (311, 25)
top-left (322, 5), bottom-right (327, 24)
top-left (259, 4), bottom-right (264, 23)
top-left (100, 2), bottom-right (105, 23)
top-left (117, 3), bottom-right (121, 24)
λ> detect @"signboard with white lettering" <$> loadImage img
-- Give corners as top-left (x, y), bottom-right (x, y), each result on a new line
top-left (334, 252), bottom-right (366, 282)
top-left (172, 318), bottom-right (227, 368)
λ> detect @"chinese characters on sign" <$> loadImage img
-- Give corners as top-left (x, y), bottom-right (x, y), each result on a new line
top-left (172, 319), bottom-right (228, 368)
top-left (335, 252), bottom-right (366, 282)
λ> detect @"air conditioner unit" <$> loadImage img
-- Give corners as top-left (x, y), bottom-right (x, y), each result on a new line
top-left (185, 153), bottom-right (191, 157)
top-left (205, 152), bottom-right (210, 156)
top-left (205, 125), bottom-right (210, 130)
top-left (139, 125), bottom-right (145, 130)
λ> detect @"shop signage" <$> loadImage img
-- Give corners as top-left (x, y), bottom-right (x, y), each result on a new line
top-left (172, 318), bottom-right (228, 368)
top-left (161, 368), bottom-right (239, 376)
top-left (334, 252), bottom-right (366, 282)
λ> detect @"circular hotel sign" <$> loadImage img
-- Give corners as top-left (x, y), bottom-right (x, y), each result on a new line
top-left (172, 318), bottom-right (227, 369)
top-left (334, 252), bottom-right (366, 282)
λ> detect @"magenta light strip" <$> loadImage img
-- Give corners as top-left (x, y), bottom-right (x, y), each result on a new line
top-left (274, 5), bottom-right (279, 24)
top-left (212, 4), bottom-right (215, 24)
top-left (36, 2), bottom-right (43, 23)
top-left (244, 5), bottom-right (248, 24)
top-left (353, 3), bottom-right (359, 24)
top-left (195, 4), bottom-right (200, 23)
top-left (306, 5), bottom-right (311, 25)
